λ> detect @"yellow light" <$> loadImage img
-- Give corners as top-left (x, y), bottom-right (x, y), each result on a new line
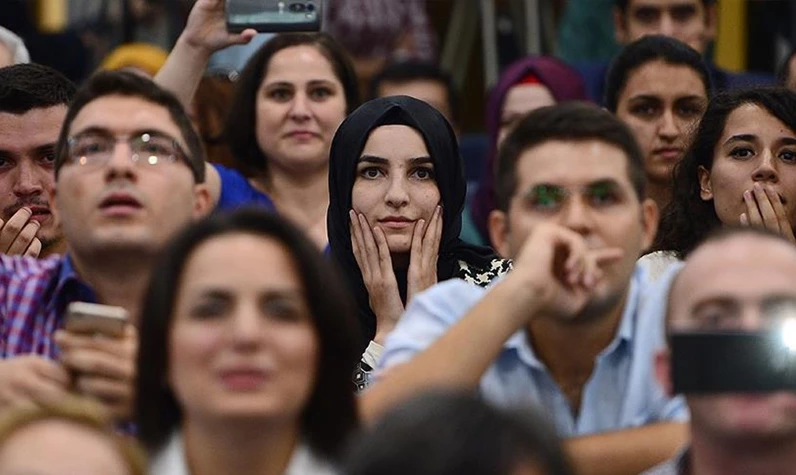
top-left (148, 156), bottom-right (158, 165)
top-left (79, 156), bottom-right (87, 166)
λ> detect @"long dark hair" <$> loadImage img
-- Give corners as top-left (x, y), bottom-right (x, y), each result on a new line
top-left (135, 209), bottom-right (361, 460)
top-left (653, 87), bottom-right (796, 258)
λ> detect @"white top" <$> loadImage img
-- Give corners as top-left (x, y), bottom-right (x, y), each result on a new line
top-left (150, 432), bottom-right (337, 475)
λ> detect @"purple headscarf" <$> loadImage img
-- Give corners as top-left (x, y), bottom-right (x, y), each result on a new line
top-left (471, 56), bottom-right (590, 242)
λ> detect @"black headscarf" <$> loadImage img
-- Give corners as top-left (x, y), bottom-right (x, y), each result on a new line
top-left (328, 96), bottom-right (499, 347)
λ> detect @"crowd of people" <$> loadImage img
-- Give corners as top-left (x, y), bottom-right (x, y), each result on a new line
top-left (0, 0), bottom-right (795, 474)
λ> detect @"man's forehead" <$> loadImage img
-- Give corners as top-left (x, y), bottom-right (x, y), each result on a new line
top-left (69, 95), bottom-right (182, 139)
top-left (0, 106), bottom-right (65, 151)
top-left (627, 0), bottom-right (702, 10)
top-left (673, 236), bottom-right (796, 306)
top-left (515, 139), bottom-right (634, 189)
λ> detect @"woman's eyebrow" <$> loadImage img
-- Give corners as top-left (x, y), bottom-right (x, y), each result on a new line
top-left (358, 155), bottom-right (389, 165)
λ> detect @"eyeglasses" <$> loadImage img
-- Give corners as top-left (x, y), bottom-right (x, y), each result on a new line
top-left (521, 181), bottom-right (624, 212)
top-left (65, 131), bottom-right (189, 169)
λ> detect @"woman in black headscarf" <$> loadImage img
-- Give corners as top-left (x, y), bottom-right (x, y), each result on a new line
top-left (327, 96), bottom-right (511, 390)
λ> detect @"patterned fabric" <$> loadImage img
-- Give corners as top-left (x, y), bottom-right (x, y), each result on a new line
top-left (455, 257), bottom-right (512, 288)
top-left (0, 254), bottom-right (97, 359)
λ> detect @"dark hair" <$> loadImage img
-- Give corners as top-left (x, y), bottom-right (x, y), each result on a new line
top-left (0, 63), bottom-right (76, 114)
top-left (224, 33), bottom-right (359, 176)
top-left (135, 208), bottom-right (361, 460)
top-left (368, 60), bottom-right (459, 123)
top-left (494, 102), bottom-right (646, 212)
top-left (343, 391), bottom-right (574, 475)
top-left (653, 87), bottom-right (796, 258)
top-left (604, 35), bottom-right (712, 112)
top-left (615, 0), bottom-right (715, 12)
top-left (53, 71), bottom-right (205, 183)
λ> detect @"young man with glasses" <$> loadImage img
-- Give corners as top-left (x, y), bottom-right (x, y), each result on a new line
top-left (0, 72), bottom-right (211, 423)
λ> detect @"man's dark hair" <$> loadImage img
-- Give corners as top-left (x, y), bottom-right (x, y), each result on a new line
top-left (225, 33), bottom-right (359, 177)
top-left (615, 0), bottom-right (715, 12)
top-left (0, 63), bottom-right (76, 114)
top-left (368, 60), bottom-right (459, 123)
top-left (653, 87), bottom-right (796, 258)
top-left (604, 35), bottom-right (712, 112)
top-left (495, 102), bottom-right (646, 212)
top-left (135, 208), bottom-right (361, 460)
top-left (53, 71), bottom-right (205, 183)
top-left (343, 390), bottom-right (574, 475)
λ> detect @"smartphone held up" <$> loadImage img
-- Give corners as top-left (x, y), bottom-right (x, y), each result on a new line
top-left (226, 0), bottom-right (322, 33)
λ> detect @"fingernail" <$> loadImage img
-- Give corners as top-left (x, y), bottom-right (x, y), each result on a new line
top-left (754, 183), bottom-right (762, 192)
top-left (744, 190), bottom-right (752, 200)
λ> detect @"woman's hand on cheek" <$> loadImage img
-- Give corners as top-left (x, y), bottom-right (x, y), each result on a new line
top-left (350, 210), bottom-right (405, 344)
top-left (740, 183), bottom-right (795, 243)
top-left (407, 205), bottom-right (442, 302)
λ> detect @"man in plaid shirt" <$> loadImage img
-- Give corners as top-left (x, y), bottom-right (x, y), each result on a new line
top-left (0, 71), bottom-right (211, 423)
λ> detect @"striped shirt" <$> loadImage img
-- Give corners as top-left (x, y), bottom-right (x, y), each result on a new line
top-left (0, 254), bottom-right (97, 359)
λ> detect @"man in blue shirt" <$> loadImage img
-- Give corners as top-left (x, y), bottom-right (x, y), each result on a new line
top-left (362, 103), bottom-right (686, 475)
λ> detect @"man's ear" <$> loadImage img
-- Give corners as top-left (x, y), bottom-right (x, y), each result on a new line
top-left (697, 165), bottom-right (713, 201)
top-left (488, 209), bottom-right (511, 258)
top-left (640, 198), bottom-right (659, 251)
top-left (703, 3), bottom-right (718, 43)
top-left (655, 347), bottom-right (674, 396)
top-left (192, 184), bottom-right (213, 219)
top-left (613, 6), bottom-right (629, 44)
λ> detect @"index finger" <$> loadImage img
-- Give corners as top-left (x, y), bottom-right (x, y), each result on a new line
top-left (0, 208), bottom-right (32, 251)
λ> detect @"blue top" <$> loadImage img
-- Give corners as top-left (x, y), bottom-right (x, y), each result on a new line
top-left (213, 163), bottom-right (276, 211)
top-left (378, 262), bottom-right (688, 437)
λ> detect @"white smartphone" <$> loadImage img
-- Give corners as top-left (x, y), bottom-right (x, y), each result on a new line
top-left (226, 0), bottom-right (322, 33)
top-left (64, 302), bottom-right (128, 338)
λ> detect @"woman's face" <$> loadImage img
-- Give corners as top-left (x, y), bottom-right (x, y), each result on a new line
top-left (351, 125), bottom-right (441, 254)
top-left (168, 233), bottom-right (319, 423)
top-left (497, 83), bottom-right (556, 147)
top-left (699, 104), bottom-right (796, 228)
top-left (616, 60), bottom-right (707, 187)
top-left (255, 45), bottom-right (347, 174)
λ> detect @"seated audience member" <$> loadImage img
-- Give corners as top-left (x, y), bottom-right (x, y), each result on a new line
top-left (0, 72), bottom-right (211, 422)
top-left (156, 2), bottom-right (359, 248)
top-left (364, 103), bottom-right (688, 475)
top-left (643, 227), bottom-right (796, 474)
top-left (326, 96), bottom-right (509, 389)
top-left (653, 87), bottom-right (796, 261)
top-left (0, 64), bottom-right (76, 258)
top-left (575, 0), bottom-right (773, 103)
top-left (605, 35), bottom-right (711, 214)
top-left (0, 399), bottom-right (146, 475)
top-left (99, 43), bottom-right (169, 78)
top-left (471, 56), bottom-right (589, 245)
top-left (0, 26), bottom-right (29, 68)
top-left (369, 60), bottom-right (459, 130)
top-left (344, 391), bottom-right (574, 475)
top-left (135, 209), bottom-right (360, 475)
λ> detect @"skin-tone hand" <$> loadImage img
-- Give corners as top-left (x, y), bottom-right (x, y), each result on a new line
top-left (0, 207), bottom-right (42, 258)
top-left (407, 205), bottom-right (443, 302)
top-left (508, 223), bottom-right (624, 321)
top-left (181, 0), bottom-right (257, 56)
top-left (740, 182), bottom-right (796, 243)
top-left (55, 325), bottom-right (138, 422)
top-left (0, 356), bottom-right (70, 412)
top-left (350, 211), bottom-right (405, 344)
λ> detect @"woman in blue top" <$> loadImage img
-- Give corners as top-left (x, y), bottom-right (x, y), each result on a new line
top-left (153, 1), bottom-right (359, 250)
top-left (206, 33), bottom-right (359, 248)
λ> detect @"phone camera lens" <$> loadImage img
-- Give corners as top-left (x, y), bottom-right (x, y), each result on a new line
top-left (288, 2), bottom-right (306, 12)
top-left (306, 3), bottom-right (316, 12)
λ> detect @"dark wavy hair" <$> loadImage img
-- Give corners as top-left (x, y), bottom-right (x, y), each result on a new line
top-left (652, 87), bottom-right (796, 258)
top-left (135, 209), bottom-right (361, 460)
top-left (224, 33), bottom-right (359, 177)
top-left (0, 63), bottom-right (76, 114)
